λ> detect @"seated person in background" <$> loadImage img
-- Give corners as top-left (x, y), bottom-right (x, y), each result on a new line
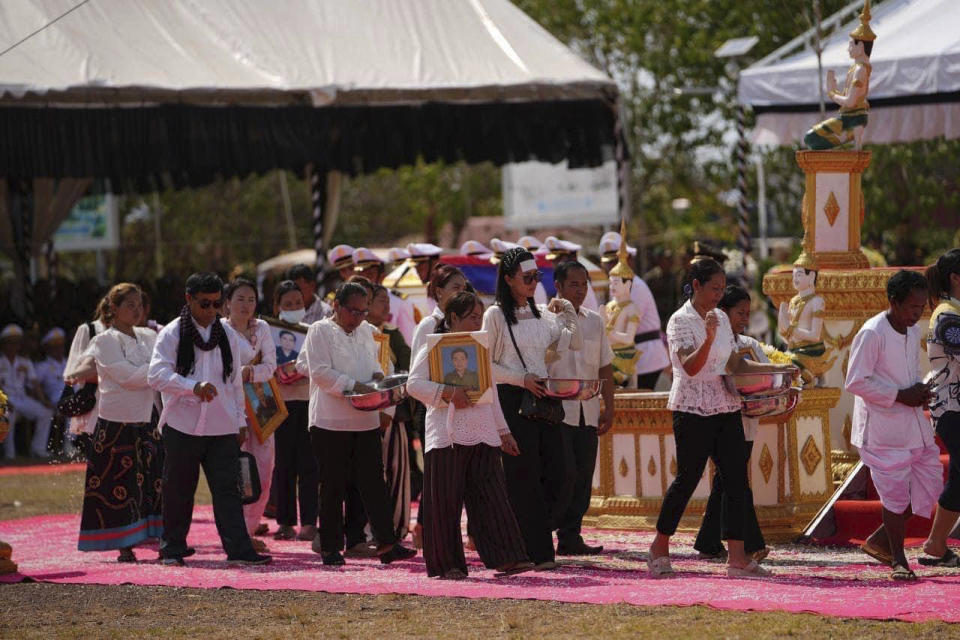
top-left (0, 324), bottom-right (54, 459)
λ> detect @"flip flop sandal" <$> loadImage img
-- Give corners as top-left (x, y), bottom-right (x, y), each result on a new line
top-left (727, 560), bottom-right (772, 578)
top-left (647, 555), bottom-right (675, 577)
top-left (860, 542), bottom-right (893, 566)
top-left (918, 548), bottom-right (960, 567)
top-left (494, 562), bottom-right (535, 577)
top-left (891, 564), bottom-right (918, 581)
top-left (751, 547), bottom-right (770, 563)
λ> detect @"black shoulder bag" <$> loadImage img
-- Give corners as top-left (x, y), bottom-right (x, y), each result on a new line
top-left (505, 317), bottom-right (564, 424)
top-left (56, 322), bottom-right (99, 418)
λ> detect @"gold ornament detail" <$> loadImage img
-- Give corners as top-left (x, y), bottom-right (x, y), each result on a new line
top-left (619, 457), bottom-right (629, 478)
top-left (759, 444), bottom-right (774, 485)
top-left (648, 456), bottom-right (657, 477)
top-left (609, 218), bottom-right (636, 281)
top-left (849, 0), bottom-right (876, 42)
top-left (669, 456), bottom-right (677, 477)
top-left (801, 435), bottom-right (823, 476)
top-left (824, 191), bottom-right (841, 227)
top-left (843, 414), bottom-right (853, 449)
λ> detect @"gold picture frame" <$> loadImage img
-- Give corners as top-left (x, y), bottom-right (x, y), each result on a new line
top-left (244, 377), bottom-right (289, 444)
top-left (374, 331), bottom-right (392, 374)
top-left (427, 332), bottom-right (492, 403)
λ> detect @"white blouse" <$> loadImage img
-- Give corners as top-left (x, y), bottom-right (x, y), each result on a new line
top-left (929, 300), bottom-right (960, 421)
top-left (65, 319), bottom-right (107, 434)
top-left (229, 319), bottom-right (277, 383)
top-left (297, 318), bottom-right (382, 431)
top-left (407, 340), bottom-right (510, 452)
top-left (666, 300), bottom-right (741, 416)
top-left (482, 300), bottom-right (582, 387)
top-left (86, 327), bottom-right (157, 423)
top-left (410, 307), bottom-right (444, 365)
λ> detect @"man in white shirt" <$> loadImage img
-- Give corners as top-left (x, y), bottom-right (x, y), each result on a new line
top-left (287, 264), bottom-right (332, 324)
top-left (845, 270), bottom-right (941, 580)
top-left (298, 281), bottom-right (417, 566)
top-left (0, 324), bottom-right (54, 459)
top-left (148, 273), bottom-right (270, 566)
top-left (548, 261), bottom-right (615, 555)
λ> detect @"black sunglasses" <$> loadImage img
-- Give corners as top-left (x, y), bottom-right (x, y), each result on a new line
top-left (521, 271), bottom-right (543, 285)
top-left (195, 298), bottom-right (223, 310)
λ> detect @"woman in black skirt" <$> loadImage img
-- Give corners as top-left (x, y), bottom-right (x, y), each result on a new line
top-left (76, 283), bottom-right (163, 562)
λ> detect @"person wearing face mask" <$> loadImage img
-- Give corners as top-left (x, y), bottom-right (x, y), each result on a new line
top-left (269, 280), bottom-right (319, 542)
top-left (224, 278), bottom-right (278, 553)
top-left (297, 281), bottom-right (417, 566)
top-left (407, 291), bottom-right (531, 579)
top-left (147, 272), bottom-right (270, 567)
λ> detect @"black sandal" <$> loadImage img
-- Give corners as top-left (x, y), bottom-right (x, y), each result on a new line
top-left (918, 548), bottom-right (960, 567)
top-left (891, 563), bottom-right (917, 581)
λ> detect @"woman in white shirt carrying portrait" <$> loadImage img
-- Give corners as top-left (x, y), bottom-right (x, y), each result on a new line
top-left (77, 283), bottom-right (162, 562)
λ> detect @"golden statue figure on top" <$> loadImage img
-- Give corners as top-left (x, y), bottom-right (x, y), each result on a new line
top-left (603, 220), bottom-right (641, 387)
top-left (804, 1), bottom-right (877, 151)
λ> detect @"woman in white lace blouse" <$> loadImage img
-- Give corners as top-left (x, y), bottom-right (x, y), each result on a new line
top-left (648, 258), bottom-right (791, 579)
top-left (481, 247), bottom-right (581, 570)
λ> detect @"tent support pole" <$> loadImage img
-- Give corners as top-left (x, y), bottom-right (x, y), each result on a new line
top-left (7, 177), bottom-right (35, 325)
top-left (734, 104), bottom-right (752, 262)
top-left (309, 167), bottom-right (327, 295)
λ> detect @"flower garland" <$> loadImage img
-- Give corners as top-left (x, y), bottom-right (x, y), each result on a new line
top-left (761, 343), bottom-right (796, 366)
top-left (0, 388), bottom-right (10, 443)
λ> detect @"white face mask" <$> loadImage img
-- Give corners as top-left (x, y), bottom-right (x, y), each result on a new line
top-left (279, 309), bottom-right (306, 324)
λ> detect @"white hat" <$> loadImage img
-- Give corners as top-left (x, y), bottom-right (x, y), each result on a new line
top-left (488, 238), bottom-right (520, 263)
top-left (327, 244), bottom-right (356, 270)
top-left (517, 235), bottom-right (543, 251)
top-left (599, 235), bottom-right (637, 262)
top-left (544, 236), bottom-right (581, 259)
top-left (0, 324), bottom-right (24, 341)
top-left (599, 230), bottom-right (621, 247)
top-left (352, 247), bottom-right (384, 270)
top-left (385, 247), bottom-right (411, 264)
top-left (41, 327), bottom-right (66, 345)
top-left (460, 240), bottom-right (492, 256)
top-left (406, 242), bottom-right (443, 262)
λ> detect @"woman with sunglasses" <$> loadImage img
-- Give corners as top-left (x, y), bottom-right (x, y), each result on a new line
top-left (298, 281), bottom-right (417, 566)
top-left (482, 247), bottom-right (581, 570)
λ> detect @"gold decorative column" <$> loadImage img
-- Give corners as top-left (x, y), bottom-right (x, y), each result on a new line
top-left (795, 150), bottom-right (872, 270)
top-left (0, 392), bottom-right (17, 574)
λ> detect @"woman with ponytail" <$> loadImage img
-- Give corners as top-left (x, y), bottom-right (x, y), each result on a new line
top-left (920, 249), bottom-right (960, 567)
top-left (481, 247), bottom-right (581, 570)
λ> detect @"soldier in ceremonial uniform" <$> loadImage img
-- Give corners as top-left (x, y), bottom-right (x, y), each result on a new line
top-left (353, 247), bottom-right (417, 346)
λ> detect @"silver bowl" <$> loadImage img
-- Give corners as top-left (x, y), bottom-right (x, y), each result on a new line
top-left (723, 367), bottom-right (798, 398)
top-left (345, 374), bottom-right (408, 411)
top-left (741, 387), bottom-right (800, 418)
top-left (543, 378), bottom-right (603, 400)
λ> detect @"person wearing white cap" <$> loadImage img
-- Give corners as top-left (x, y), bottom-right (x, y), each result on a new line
top-left (543, 237), bottom-right (599, 312)
top-left (406, 242), bottom-right (443, 317)
top-left (0, 324), bottom-right (54, 459)
top-left (285, 264), bottom-right (332, 324)
top-left (327, 244), bottom-right (357, 282)
top-left (353, 247), bottom-right (417, 345)
top-left (599, 232), bottom-right (670, 390)
top-left (35, 328), bottom-right (67, 418)
top-left (517, 236), bottom-right (546, 255)
top-left (459, 240), bottom-right (492, 258)
top-left (491, 239), bottom-right (551, 306)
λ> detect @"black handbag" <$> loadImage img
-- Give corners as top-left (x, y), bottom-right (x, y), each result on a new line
top-left (237, 451), bottom-right (262, 505)
top-left (56, 322), bottom-right (98, 418)
top-left (505, 317), bottom-right (564, 424)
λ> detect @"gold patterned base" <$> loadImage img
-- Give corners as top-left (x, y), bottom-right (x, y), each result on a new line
top-left (831, 449), bottom-right (861, 488)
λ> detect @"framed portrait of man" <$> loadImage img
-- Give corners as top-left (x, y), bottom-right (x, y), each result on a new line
top-left (373, 331), bottom-right (391, 374)
top-left (426, 331), bottom-right (492, 404)
top-left (264, 317), bottom-right (308, 383)
top-left (243, 377), bottom-right (288, 444)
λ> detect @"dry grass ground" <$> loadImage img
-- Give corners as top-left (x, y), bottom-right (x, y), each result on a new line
top-left (1, 467), bottom-right (957, 639)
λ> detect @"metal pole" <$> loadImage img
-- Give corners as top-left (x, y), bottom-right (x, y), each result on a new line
top-left (278, 170), bottom-right (297, 251)
top-left (815, 0), bottom-right (826, 118)
top-left (8, 178), bottom-right (35, 324)
top-left (734, 102), bottom-right (752, 258)
top-left (152, 192), bottom-right (164, 279)
top-left (310, 168), bottom-right (327, 295)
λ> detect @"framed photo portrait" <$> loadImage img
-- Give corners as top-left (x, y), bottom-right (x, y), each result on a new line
top-left (243, 378), bottom-right (288, 444)
top-left (427, 331), bottom-right (492, 404)
top-left (373, 330), bottom-right (391, 374)
top-left (264, 316), bottom-right (308, 382)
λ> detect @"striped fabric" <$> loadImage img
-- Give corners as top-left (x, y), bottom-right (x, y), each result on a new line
top-left (382, 418), bottom-right (411, 540)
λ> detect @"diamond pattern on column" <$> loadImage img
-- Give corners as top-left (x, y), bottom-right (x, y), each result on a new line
top-left (759, 443), bottom-right (774, 484)
top-left (824, 191), bottom-right (841, 226)
top-left (619, 456), bottom-right (629, 477)
top-left (801, 435), bottom-right (823, 476)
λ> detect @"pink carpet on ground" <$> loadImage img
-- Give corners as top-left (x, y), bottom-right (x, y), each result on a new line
top-left (2, 506), bottom-right (960, 623)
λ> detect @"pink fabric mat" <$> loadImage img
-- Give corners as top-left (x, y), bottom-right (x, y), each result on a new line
top-left (2, 507), bottom-right (960, 623)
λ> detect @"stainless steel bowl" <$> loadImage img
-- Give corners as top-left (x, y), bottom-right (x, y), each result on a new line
top-left (741, 387), bottom-right (800, 418)
top-left (345, 374), bottom-right (408, 411)
top-left (723, 367), bottom-right (798, 398)
top-left (543, 378), bottom-right (603, 400)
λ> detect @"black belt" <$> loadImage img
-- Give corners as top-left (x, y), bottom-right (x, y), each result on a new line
top-left (634, 330), bottom-right (661, 345)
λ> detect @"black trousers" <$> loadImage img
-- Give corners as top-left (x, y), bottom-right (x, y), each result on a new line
top-left (273, 401), bottom-right (319, 527)
top-left (497, 384), bottom-right (573, 564)
top-left (656, 411), bottom-right (746, 540)
top-left (423, 443), bottom-right (528, 577)
top-left (936, 411), bottom-right (960, 511)
top-left (693, 439), bottom-right (766, 554)
top-left (310, 427), bottom-right (398, 554)
top-left (556, 416), bottom-right (599, 547)
top-left (636, 371), bottom-right (661, 391)
top-left (160, 426), bottom-right (253, 558)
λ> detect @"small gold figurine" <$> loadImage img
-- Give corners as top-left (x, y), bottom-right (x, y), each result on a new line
top-left (603, 220), bottom-right (642, 387)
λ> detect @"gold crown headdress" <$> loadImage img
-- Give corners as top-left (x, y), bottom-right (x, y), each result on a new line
top-left (609, 219), bottom-right (635, 281)
top-left (793, 252), bottom-right (819, 271)
top-left (850, 0), bottom-right (877, 42)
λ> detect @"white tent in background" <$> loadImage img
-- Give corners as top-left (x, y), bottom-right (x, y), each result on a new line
top-left (739, 0), bottom-right (960, 146)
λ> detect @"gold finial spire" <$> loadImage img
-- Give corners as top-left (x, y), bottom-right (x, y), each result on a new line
top-left (850, 0), bottom-right (876, 42)
top-left (609, 219), bottom-right (636, 281)
top-left (793, 252), bottom-right (819, 271)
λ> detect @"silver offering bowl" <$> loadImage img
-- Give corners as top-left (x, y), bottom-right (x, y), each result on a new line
top-left (741, 387), bottom-right (800, 419)
top-left (346, 374), bottom-right (408, 411)
top-left (543, 378), bottom-right (603, 400)
top-left (722, 367), bottom-right (798, 398)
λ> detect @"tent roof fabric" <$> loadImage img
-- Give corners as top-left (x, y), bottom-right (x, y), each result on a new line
top-left (0, 0), bottom-right (618, 185)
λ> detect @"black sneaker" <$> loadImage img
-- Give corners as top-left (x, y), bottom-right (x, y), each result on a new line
top-left (226, 550), bottom-right (272, 565)
top-left (556, 541), bottom-right (604, 556)
top-left (322, 551), bottom-right (346, 566)
top-left (379, 544), bottom-right (417, 564)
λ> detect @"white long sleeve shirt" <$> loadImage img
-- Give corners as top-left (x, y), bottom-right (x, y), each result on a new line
top-left (231, 319), bottom-right (278, 383)
top-left (407, 337), bottom-right (509, 452)
top-left (35, 357), bottom-right (66, 406)
top-left (64, 320), bottom-right (107, 434)
top-left (388, 291), bottom-right (417, 347)
top-left (410, 307), bottom-right (444, 365)
top-left (86, 327), bottom-right (157, 423)
top-left (297, 318), bottom-right (382, 431)
top-left (630, 275), bottom-right (670, 375)
top-left (845, 311), bottom-right (933, 450)
top-left (147, 317), bottom-right (246, 437)
top-left (547, 306), bottom-right (614, 427)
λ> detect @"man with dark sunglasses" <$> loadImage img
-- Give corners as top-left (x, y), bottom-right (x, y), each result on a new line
top-left (148, 272), bottom-right (270, 566)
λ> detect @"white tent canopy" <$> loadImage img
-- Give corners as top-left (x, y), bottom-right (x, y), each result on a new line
top-left (738, 0), bottom-right (960, 146)
top-left (0, 0), bottom-right (613, 106)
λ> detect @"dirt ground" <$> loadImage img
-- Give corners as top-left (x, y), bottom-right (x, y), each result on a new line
top-left (1, 468), bottom-right (957, 639)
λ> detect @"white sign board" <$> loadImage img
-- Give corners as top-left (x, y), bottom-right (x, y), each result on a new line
top-left (502, 160), bottom-right (618, 229)
top-left (52, 193), bottom-right (119, 252)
